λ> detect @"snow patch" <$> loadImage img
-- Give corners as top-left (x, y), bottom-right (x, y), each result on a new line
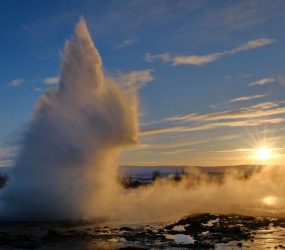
top-left (172, 225), bottom-right (186, 232)
top-left (202, 218), bottom-right (220, 226)
top-left (165, 234), bottom-right (195, 244)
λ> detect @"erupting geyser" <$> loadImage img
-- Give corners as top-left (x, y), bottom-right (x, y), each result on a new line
top-left (0, 18), bottom-right (138, 220)
top-left (1, 18), bottom-right (285, 224)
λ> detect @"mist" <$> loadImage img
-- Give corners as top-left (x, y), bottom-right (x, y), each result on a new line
top-left (1, 18), bottom-right (285, 224)
top-left (113, 166), bottom-right (285, 223)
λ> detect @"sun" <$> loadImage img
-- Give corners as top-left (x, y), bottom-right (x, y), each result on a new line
top-left (245, 130), bottom-right (280, 164)
top-left (262, 196), bottom-right (277, 206)
top-left (255, 147), bottom-right (272, 161)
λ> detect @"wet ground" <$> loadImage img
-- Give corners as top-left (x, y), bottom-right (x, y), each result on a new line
top-left (0, 214), bottom-right (285, 249)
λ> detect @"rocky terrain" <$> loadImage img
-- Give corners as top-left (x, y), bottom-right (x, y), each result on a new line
top-left (0, 213), bottom-right (285, 249)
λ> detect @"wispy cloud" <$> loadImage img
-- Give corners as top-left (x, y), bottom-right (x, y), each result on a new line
top-left (166, 102), bottom-right (285, 122)
top-left (44, 76), bottom-right (59, 84)
top-left (141, 118), bottom-right (284, 136)
top-left (212, 147), bottom-right (283, 154)
top-left (135, 134), bottom-right (239, 154)
top-left (10, 78), bottom-right (24, 87)
top-left (95, 0), bottom-right (205, 35)
top-left (114, 69), bottom-right (154, 90)
top-left (0, 145), bottom-right (18, 167)
top-left (201, 0), bottom-right (285, 33)
top-left (145, 38), bottom-right (276, 66)
top-left (173, 53), bottom-right (221, 66)
top-left (141, 101), bottom-right (285, 136)
top-left (229, 94), bottom-right (267, 103)
top-left (160, 148), bottom-right (196, 155)
top-left (113, 38), bottom-right (136, 49)
top-left (229, 38), bottom-right (275, 53)
top-left (172, 38), bottom-right (276, 65)
top-left (141, 126), bottom-right (187, 136)
top-left (144, 53), bottom-right (171, 63)
top-left (34, 88), bottom-right (42, 92)
top-left (276, 73), bottom-right (285, 86)
top-left (138, 137), bottom-right (211, 151)
top-left (248, 77), bottom-right (275, 86)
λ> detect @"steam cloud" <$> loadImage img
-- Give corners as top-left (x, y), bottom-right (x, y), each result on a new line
top-left (1, 19), bottom-right (285, 223)
top-left (0, 18), bottom-right (138, 220)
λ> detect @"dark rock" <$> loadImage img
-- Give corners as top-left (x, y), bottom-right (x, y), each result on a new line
top-left (164, 213), bottom-right (275, 245)
top-left (0, 232), bottom-right (10, 245)
top-left (237, 242), bottom-right (242, 247)
top-left (10, 240), bottom-right (41, 249)
top-left (45, 229), bottom-right (61, 238)
top-left (118, 247), bottom-right (148, 250)
top-left (120, 227), bottom-right (134, 231)
top-left (193, 241), bottom-right (215, 248)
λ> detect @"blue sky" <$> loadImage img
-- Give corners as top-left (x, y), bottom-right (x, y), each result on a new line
top-left (1, 0), bottom-right (285, 167)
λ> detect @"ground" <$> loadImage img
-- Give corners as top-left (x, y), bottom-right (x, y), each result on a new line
top-left (0, 214), bottom-right (285, 249)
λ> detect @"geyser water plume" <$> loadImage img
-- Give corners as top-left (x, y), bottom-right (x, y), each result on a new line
top-left (1, 18), bottom-right (138, 220)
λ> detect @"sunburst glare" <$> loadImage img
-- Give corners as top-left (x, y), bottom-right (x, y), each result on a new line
top-left (255, 147), bottom-right (273, 161)
top-left (262, 196), bottom-right (278, 206)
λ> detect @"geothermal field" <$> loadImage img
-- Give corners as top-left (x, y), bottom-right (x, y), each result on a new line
top-left (1, 1), bottom-right (285, 249)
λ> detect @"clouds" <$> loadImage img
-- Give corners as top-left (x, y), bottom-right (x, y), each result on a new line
top-left (145, 38), bottom-right (276, 66)
top-left (229, 94), bottom-right (267, 103)
top-left (44, 76), bottom-right (59, 84)
top-left (131, 136), bottom-right (211, 152)
top-left (172, 53), bottom-right (222, 66)
top-left (113, 38), bottom-right (136, 49)
top-left (139, 101), bottom-right (285, 137)
top-left (201, 0), bottom-right (285, 33)
top-left (93, 0), bottom-right (204, 35)
top-left (126, 133), bottom-right (240, 160)
top-left (247, 75), bottom-right (285, 87)
top-left (248, 77), bottom-right (275, 86)
top-left (229, 38), bottom-right (275, 53)
top-left (144, 53), bottom-right (171, 63)
top-left (8, 76), bottom-right (59, 89)
top-left (141, 126), bottom-right (188, 136)
top-left (141, 118), bottom-right (283, 136)
top-left (0, 145), bottom-right (18, 168)
top-left (10, 78), bottom-right (24, 87)
top-left (276, 74), bottom-right (285, 86)
top-left (166, 101), bottom-right (285, 122)
top-left (114, 69), bottom-right (154, 90)
top-left (34, 88), bottom-right (42, 92)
